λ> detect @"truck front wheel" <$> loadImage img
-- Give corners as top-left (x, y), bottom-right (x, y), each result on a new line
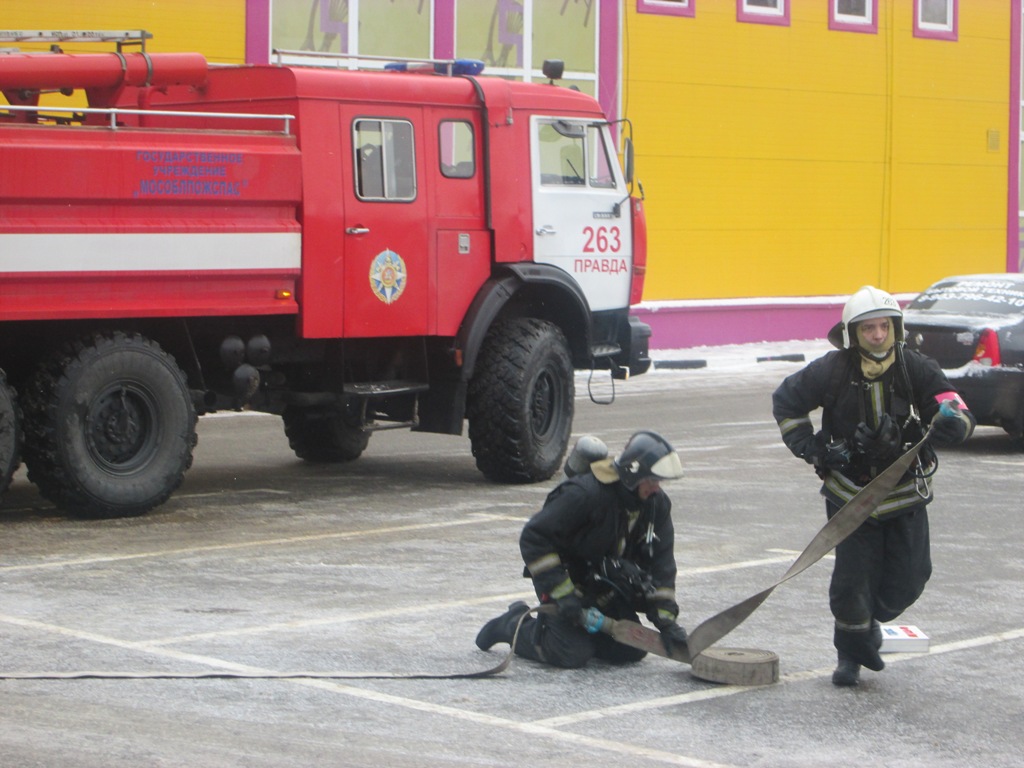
top-left (468, 318), bottom-right (574, 483)
top-left (283, 406), bottom-right (370, 462)
top-left (0, 369), bottom-right (21, 501)
top-left (21, 333), bottom-right (197, 518)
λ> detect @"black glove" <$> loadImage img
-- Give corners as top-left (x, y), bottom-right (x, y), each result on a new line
top-left (853, 414), bottom-right (901, 461)
top-left (554, 593), bottom-right (584, 625)
top-left (595, 557), bottom-right (656, 607)
top-left (658, 622), bottom-right (688, 657)
top-left (931, 401), bottom-right (969, 445)
top-left (805, 433), bottom-right (850, 477)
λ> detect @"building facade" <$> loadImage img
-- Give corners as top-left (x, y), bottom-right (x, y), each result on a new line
top-left (625, 0), bottom-right (1019, 345)
top-left (5, 0), bottom-right (1020, 345)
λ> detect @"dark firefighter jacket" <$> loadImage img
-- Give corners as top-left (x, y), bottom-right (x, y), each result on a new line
top-left (519, 467), bottom-right (679, 624)
top-left (772, 346), bottom-right (971, 517)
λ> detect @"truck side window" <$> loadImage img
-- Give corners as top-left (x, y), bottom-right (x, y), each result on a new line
top-left (439, 120), bottom-right (475, 179)
top-left (354, 118), bottom-right (416, 201)
top-left (537, 121), bottom-right (585, 186)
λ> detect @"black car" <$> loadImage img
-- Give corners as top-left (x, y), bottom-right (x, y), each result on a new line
top-left (902, 273), bottom-right (1024, 446)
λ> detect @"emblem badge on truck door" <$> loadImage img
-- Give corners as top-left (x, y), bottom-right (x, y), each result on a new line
top-left (369, 249), bottom-right (408, 305)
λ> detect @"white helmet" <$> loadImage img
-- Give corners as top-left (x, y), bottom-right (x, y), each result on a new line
top-left (827, 285), bottom-right (903, 350)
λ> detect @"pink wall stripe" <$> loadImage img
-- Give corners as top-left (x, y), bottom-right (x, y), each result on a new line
top-left (434, 0), bottom-right (455, 58)
top-left (633, 303), bottom-right (843, 348)
top-left (1009, 0), bottom-right (1021, 273)
top-left (246, 0), bottom-right (270, 65)
top-left (598, 0), bottom-right (619, 120)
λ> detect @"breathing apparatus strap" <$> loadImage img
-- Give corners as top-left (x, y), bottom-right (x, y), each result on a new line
top-left (894, 343), bottom-right (922, 429)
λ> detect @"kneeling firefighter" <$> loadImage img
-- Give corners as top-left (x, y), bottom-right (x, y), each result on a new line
top-left (772, 286), bottom-right (975, 686)
top-left (475, 431), bottom-right (689, 669)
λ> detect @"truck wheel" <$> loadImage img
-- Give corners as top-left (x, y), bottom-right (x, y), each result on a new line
top-left (21, 333), bottom-right (197, 518)
top-left (0, 369), bottom-right (22, 501)
top-left (283, 406), bottom-right (370, 462)
top-left (468, 318), bottom-right (574, 483)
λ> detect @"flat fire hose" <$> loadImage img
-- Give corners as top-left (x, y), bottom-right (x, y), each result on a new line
top-left (0, 435), bottom-right (929, 683)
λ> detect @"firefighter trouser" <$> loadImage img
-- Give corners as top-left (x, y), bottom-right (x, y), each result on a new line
top-left (826, 501), bottom-right (932, 628)
top-left (512, 602), bottom-right (648, 669)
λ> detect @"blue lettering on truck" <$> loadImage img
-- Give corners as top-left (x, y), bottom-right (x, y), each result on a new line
top-left (134, 150), bottom-right (246, 197)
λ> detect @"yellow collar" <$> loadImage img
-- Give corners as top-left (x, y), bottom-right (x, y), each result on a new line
top-left (859, 351), bottom-right (895, 379)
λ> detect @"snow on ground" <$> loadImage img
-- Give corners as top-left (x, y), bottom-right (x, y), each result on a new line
top-left (650, 338), bottom-right (834, 372)
top-left (573, 338), bottom-right (836, 398)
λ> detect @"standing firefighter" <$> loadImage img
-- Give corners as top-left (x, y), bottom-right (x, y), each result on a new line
top-left (475, 431), bottom-right (689, 669)
top-left (773, 286), bottom-right (974, 686)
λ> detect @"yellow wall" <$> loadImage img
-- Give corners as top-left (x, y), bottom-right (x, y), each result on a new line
top-left (626, 1), bottom-right (1011, 301)
top-left (2, 0), bottom-right (245, 63)
top-left (4, 1), bottom-right (1010, 303)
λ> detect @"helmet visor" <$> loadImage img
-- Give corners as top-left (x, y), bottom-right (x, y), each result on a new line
top-left (650, 451), bottom-right (684, 481)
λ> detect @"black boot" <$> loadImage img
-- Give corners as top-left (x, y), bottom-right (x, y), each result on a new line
top-left (832, 653), bottom-right (861, 687)
top-left (871, 619), bottom-right (883, 651)
top-left (475, 601), bottom-right (531, 650)
top-left (834, 625), bottom-right (885, 672)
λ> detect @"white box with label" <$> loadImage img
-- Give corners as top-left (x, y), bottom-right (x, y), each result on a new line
top-left (879, 624), bottom-right (929, 653)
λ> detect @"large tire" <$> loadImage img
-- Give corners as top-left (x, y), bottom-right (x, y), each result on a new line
top-left (21, 333), bottom-right (197, 518)
top-left (0, 369), bottom-right (22, 501)
top-left (467, 318), bottom-right (574, 483)
top-left (283, 406), bottom-right (370, 462)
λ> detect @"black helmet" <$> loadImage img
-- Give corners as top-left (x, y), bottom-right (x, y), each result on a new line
top-left (614, 431), bottom-right (684, 490)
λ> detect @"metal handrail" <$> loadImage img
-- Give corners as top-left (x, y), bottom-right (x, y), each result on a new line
top-left (0, 30), bottom-right (151, 52)
top-left (1, 104), bottom-right (294, 134)
top-left (272, 48), bottom-right (464, 75)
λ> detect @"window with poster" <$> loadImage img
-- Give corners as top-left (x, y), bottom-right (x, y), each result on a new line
top-left (829, 0), bottom-right (878, 34)
top-left (913, 0), bottom-right (958, 41)
top-left (637, 0), bottom-right (694, 18)
top-left (737, 0), bottom-right (789, 27)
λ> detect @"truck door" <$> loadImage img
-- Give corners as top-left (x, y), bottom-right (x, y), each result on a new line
top-left (530, 117), bottom-right (633, 312)
top-left (340, 107), bottom-right (431, 337)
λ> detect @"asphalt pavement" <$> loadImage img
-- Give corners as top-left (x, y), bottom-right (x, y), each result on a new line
top-left (1, 340), bottom-right (1022, 767)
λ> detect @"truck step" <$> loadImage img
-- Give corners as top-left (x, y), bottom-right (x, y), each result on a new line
top-left (342, 380), bottom-right (430, 398)
top-left (590, 343), bottom-right (622, 359)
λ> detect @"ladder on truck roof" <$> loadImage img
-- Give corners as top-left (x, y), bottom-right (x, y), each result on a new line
top-left (0, 30), bottom-right (152, 52)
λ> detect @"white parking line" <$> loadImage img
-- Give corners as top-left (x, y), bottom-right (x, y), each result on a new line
top-left (684, 553), bottom-right (809, 575)
top-left (142, 592), bottom-right (539, 646)
top-left (0, 611), bottom-right (739, 768)
top-left (0, 512), bottom-right (520, 573)
top-left (534, 626), bottom-right (1024, 727)
top-left (0, 516), bottom-right (815, 577)
top-left (176, 488), bottom-right (291, 500)
top-left (3, 609), bottom-right (1022, 768)
top-left (142, 553), bottom-right (821, 645)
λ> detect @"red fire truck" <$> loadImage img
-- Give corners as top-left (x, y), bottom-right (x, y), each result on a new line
top-left (0, 32), bottom-right (650, 517)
